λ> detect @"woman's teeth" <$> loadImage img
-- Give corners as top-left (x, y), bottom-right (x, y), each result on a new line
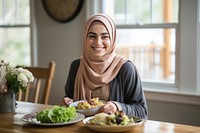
top-left (93, 47), bottom-right (103, 51)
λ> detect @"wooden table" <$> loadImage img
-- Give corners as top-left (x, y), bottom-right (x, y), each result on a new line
top-left (0, 101), bottom-right (200, 133)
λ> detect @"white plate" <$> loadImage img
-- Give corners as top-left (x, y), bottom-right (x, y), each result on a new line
top-left (70, 100), bottom-right (105, 116)
top-left (83, 116), bottom-right (143, 132)
top-left (22, 112), bottom-right (85, 126)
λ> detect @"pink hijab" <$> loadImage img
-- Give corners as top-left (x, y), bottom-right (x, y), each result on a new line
top-left (74, 14), bottom-right (127, 101)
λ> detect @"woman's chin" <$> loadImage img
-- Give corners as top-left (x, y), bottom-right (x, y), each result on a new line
top-left (92, 52), bottom-right (106, 57)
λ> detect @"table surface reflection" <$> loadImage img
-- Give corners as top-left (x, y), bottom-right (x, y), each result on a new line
top-left (0, 101), bottom-right (199, 133)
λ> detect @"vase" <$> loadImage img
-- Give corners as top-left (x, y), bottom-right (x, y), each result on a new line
top-left (0, 90), bottom-right (16, 113)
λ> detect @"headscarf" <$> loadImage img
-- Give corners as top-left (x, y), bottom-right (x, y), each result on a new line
top-left (74, 14), bottom-right (127, 101)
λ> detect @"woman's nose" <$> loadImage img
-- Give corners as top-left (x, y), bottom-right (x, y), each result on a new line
top-left (96, 36), bottom-right (102, 45)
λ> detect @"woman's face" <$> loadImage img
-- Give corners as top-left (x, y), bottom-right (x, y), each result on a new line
top-left (86, 23), bottom-right (111, 57)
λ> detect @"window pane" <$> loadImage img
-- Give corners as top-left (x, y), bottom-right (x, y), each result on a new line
top-left (0, 0), bottom-right (30, 25)
top-left (115, 28), bottom-right (175, 83)
top-left (152, 0), bottom-right (179, 23)
top-left (0, 28), bottom-right (30, 66)
top-left (126, 0), bottom-right (151, 24)
top-left (109, 0), bottom-right (178, 24)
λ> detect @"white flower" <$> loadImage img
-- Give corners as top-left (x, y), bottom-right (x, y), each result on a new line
top-left (17, 68), bottom-right (34, 81)
top-left (23, 69), bottom-right (34, 82)
top-left (17, 73), bottom-right (29, 87)
top-left (0, 59), bottom-right (34, 93)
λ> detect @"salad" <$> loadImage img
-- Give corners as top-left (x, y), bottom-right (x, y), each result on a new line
top-left (36, 105), bottom-right (76, 123)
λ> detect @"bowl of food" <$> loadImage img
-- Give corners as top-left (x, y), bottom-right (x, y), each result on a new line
top-left (83, 111), bottom-right (143, 132)
top-left (70, 98), bottom-right (105, 116)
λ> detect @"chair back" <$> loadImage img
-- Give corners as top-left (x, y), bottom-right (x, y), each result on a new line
top-left (17, 61), bottom-right (56, 104)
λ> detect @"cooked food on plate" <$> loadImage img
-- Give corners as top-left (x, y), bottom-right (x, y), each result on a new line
top-left (87, 111), bottom-right (134, 126)
top-left (77, 97), bottom-right (105, 109)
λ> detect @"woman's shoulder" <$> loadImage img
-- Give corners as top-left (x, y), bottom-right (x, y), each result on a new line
top-left (71, 58), bottom-right (80, 66)
top-left (69, 58), bottom-right (80, 73)
top-left (121, 60), bottom-right (136, 70)
top-left (118, 60), bottom-right (138, 77)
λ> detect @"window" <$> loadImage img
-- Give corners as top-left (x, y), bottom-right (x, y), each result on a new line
top-left (96, 0), bottom-right (179, 85)
top-left (87, 0), bottom-right (200, 96)
top-left (0, 0), bottom-right (30, 66)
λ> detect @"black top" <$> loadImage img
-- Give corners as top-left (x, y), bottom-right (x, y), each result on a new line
top-left (65, 59), bottom-right (148, 119)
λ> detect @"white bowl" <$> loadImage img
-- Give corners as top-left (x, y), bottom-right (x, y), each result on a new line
top-left (70, 100), bottom-right (105, 116)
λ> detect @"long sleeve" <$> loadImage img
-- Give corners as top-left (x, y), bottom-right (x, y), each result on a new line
top-left (64, 59), bottom-right (80, 99)
top-left (109, 61), bottom-right (148, 119)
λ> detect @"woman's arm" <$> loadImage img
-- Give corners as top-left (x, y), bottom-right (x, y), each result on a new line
top-left (64, 59), bottom-right (80, 99)
top-left (110, 61), bottom-right (148, 119)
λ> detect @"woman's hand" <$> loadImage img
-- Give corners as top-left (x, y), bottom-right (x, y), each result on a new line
top-left (99, 101), bottom-right (117, 114)
top-left (62, 97), bottom-right (73, 106)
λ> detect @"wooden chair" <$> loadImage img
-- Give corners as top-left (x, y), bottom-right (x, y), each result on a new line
top-left (17, 61), bottom-right (56, 104)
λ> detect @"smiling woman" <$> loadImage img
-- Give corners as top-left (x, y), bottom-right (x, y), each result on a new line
top-left (62, 14), bottom-right (148, 119)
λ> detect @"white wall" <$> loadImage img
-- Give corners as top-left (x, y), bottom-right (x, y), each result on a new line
top-left (33, 0), bottom-right (200, 126)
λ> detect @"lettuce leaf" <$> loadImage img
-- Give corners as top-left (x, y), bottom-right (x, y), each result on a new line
top-left (36, 105), bottom-right (76, 123)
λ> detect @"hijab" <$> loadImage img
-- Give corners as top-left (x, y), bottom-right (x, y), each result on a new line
top-left (74, 14), bottom-right (127, 101)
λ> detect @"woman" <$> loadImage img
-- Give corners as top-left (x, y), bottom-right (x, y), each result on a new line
top-left (62, 14), bottom-right (148, 119)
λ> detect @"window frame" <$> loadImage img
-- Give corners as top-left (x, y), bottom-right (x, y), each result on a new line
top-left (86, 0), bottom-right (200, 104)
top-left (30, 0), bottom-right (37, 66)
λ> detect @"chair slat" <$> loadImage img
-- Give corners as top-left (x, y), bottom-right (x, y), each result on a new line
top-left (34, 79), bottom-right (41, 103)
top-left (24, 83), bottom-right (30, 102)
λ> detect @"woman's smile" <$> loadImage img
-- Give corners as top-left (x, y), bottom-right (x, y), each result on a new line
top-left (92, 46), bottom-right (105, 51)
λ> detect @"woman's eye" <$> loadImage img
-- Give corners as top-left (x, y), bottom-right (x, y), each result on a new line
top-left (102, 35), bottom-right (109, 39)
top-left (88, 35), bottom-right (96, 39)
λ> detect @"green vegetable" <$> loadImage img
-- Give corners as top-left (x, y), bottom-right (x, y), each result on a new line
top-left (36, 105), bottom-right (76, 123)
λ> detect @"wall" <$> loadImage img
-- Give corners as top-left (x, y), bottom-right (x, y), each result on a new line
top-left (34, 0), bottom-right (85, 105)
top-left (34, 1), bottom-right (200, 126)
top-left (147, 100), bottom-right (200, 126)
